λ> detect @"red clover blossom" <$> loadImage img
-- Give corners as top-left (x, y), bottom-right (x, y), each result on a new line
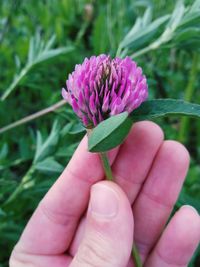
top-left (62, 54), bottom-right (148, 128)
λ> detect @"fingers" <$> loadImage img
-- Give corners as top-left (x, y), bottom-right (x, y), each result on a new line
top-left (112, 121), bottom-right (164, 203)
top-left (10, 253), bottom-right (72, 267)
top-left (14, 136), bottom-right (119, 255)
top-left (145, 206), bottom-right (200, 267)
top-left (70, 181), bottom-right (133, 267)
top-left (132, 141), bottom-right (190, 259)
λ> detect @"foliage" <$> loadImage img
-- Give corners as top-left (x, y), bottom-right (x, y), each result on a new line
top-left (1, 32), bottom-right (74, 100)
top-left (0, 0), bottom-right (200, 266)
top-left (89, 99), bottom-right (200, 152)
top-left (88, 112), bottom-right (132, 152)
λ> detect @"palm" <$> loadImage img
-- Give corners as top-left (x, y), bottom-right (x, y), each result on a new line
top-left (10, 122), bottom-right (200, 267)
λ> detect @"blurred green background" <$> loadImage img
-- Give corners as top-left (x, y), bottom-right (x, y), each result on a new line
top-left (0, 0), bottom-right (200, 266)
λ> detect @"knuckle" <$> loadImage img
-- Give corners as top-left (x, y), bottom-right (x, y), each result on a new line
top-left (39, 200), bottom-right (77, 226)
top-left (75, 233), bottom-right (116, 267)
top-left (9, 255), bottom-right (17, 267)
top-left (9, 248), bottom-right (33, 267)
top-left (9, 251), bottom-right (22, 267)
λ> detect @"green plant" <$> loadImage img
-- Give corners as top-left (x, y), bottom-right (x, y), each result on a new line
top-left (0, 1), bottom-right (199, 266)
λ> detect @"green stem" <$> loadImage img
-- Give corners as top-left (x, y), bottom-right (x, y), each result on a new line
top-left (3, 166), bottom-right (35, 207)
top-left (179, 53), bottom-right (199, 143)
top-left (75, 21), bottom-right (89, 45)
top-left (132, 244), bottom-right (143, 267)
top-left (1, 64), bottom-right (31, 101)
top-left (0, 100), bottom-right (65, 134)
top-left (130, 45), bottom-right (153, 59)
top-left (99, 152), bottom-right (143, 267)
top-left (100, 152), bottom-right (114, 181)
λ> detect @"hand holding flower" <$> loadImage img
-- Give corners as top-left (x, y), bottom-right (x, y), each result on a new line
top-left (10, 122), bottom-right (200, 267)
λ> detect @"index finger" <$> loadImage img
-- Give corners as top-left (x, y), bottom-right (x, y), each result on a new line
top-left (15, 135), bottom-right (119, 255)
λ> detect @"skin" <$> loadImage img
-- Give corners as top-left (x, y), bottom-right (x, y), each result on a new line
top-left (10, 121), bottom-right (200, 267)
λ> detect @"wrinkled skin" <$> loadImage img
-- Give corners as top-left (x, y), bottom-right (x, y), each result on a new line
top-left (10, 121), bottom-right (200, 267)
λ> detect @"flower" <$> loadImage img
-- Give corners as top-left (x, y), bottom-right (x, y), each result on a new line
top-left (62, 54), bottom-right (148, 128)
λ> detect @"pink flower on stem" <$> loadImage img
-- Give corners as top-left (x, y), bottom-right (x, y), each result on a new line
top-left (62, 54), bottom-right (148, 128)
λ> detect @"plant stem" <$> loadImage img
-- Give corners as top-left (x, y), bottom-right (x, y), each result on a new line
top-left (86, 132), bottom-right (113, 181)
top-left (0, 100), bottom-right (66, 134)
top-left (75, 21), bottom-right (90, 45)
top-left (3, 166), bottom-right (35, 207)
top-left (130, 45), bottom-right (153, 59)
top-left (100, 152), bottom-right (114, 181)
top-left (132, 244), bottom-right (143, 267)
top-left (179, 53), bottom-right (199, 143)
top-left (99, 152), bottom-right (143, 267)
top-left (1, 64), bottom-right (31, 101)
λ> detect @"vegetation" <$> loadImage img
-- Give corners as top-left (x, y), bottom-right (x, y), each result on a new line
top-left (0, 0), bottom-right (200, 266)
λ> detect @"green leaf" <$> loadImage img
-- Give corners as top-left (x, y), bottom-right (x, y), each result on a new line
top-left (34, 46), bottom-right (73, 65)
top-left (177, 191), bottom-right (200, 213)
top-left (131, 99), bottom-right (200, 121)
top-left (166, 0), bottom-right (185, 32)
top-left (178, 0), bottom-right (200, 28)
top-left (68, 122), bottom-right (85, 135)
top-left (34, 121), bottom-right (60, 163)
top-left (1, 32), bottom-right (74, 101)
top-left (92, 12), bottom-right (110, 54)
top-left (118, 0), bottom-right (200, 59)
top-left (57, 143), bottom-right (79, 158)
top-left (89, 99), bottom-right (200, 153)
top-left (88, 112), bottom-right (132, 152)
top-left (35, 157), bottom-right (64, 174)
top-left (120, 12), bottom-right (170, 49)
top-left (174, 27), bottom-right (200, 44)
top-left (0, 143), bottom-right (8, 160)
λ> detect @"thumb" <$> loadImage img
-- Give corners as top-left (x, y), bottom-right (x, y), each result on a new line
top-left (70, 181), bottom-right (133, 267)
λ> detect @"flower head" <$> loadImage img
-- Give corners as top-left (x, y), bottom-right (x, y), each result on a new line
top-left (62, 54), bottom-right (148, 128)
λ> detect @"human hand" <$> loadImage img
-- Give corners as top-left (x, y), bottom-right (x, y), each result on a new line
top-left (10, 121), bottom-right (200, 267)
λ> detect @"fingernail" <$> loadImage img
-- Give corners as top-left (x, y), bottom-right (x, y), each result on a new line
top-left (90, 184), bottom-right (119, 218)
top-left (181, 205), bottom-right (199, 214)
